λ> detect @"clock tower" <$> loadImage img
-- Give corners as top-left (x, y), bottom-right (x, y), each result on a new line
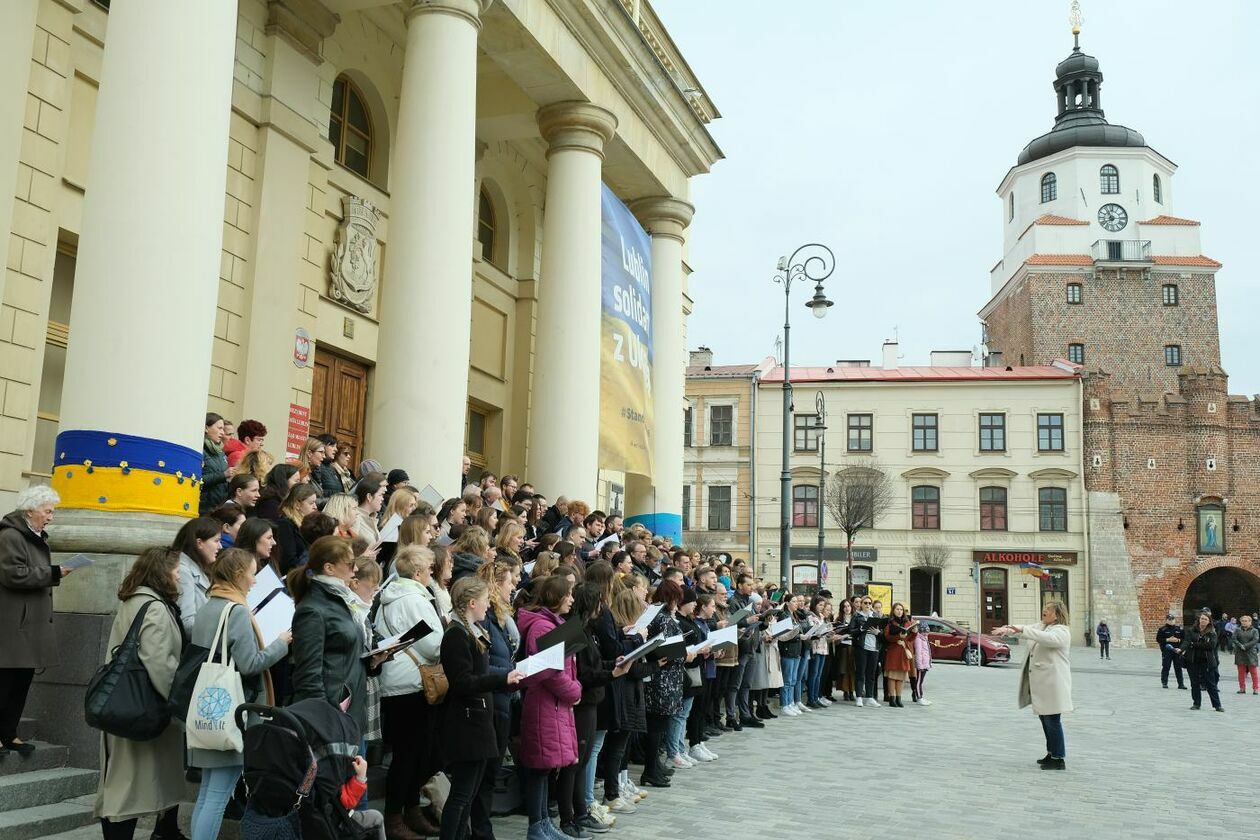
top-left (980, 30), bottom-right (1222, 395)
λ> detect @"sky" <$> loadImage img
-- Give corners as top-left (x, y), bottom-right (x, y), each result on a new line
top-left (654, 0), bottom-right (1260, 395)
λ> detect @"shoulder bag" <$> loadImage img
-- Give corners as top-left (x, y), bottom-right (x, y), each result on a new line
top-left (389, 599), bottom-right (447, 704)
top-left (84, 599), bottom-right (172, 740)
top-left (185, 604), bottom-right (246, 752)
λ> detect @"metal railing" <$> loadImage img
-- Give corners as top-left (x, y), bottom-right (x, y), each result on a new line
top-left (1091, 239), bottom-right (1151, 262)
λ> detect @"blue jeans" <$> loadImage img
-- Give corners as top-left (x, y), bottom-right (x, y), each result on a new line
top-left (796, 651), bottom-right (809, 704)
top-left (667, 697), bottom-right (692, 757)
top-left (780, 656), bottom-right (802, 707)
top-left (582, 728), bottom-right (606, 808)
top-left (1039, 714), bottom-right (1066, 758)
top-left (191, 763), bottom-right (242, 840)
top-left (807, 652), bottom-right (825, 704)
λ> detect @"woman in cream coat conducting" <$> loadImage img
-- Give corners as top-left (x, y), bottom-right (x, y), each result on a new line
top-left (994, 600), bottom-right (1072, 771)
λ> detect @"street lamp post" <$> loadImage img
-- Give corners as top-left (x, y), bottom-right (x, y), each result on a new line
top-left (773, 244), bottom-right (835, 591)
top-left (815, 391), bottom-right (827, 589)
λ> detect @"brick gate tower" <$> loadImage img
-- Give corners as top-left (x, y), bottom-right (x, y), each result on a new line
top-left (979, 29), bottom-right (1260, 644)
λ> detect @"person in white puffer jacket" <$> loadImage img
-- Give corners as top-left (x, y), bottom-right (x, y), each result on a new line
top-left (376, 544), bottom-right (445, 838)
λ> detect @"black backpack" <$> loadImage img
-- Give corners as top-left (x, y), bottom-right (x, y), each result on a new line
top-left (84, 599), bottom-right (172, 740)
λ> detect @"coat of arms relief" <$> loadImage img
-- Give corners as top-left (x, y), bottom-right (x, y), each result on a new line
top-left (329, 196), bottom-right (380, 313)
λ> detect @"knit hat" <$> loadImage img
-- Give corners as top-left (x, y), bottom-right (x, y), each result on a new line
top-left (387, 468), bottom-right (410, 486)
top-left (681, 588), bottom-right (698, 605)
top-left (358, 459), bottom-right (383, 478)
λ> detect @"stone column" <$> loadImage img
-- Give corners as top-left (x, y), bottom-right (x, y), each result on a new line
top-left (625, 197), bottom-right (694, 542)
top-left (527, 102), bottom-right (617, 502)
top-left (52, 0), bottom-right (236, 538)
top-left (370, 0), bottom-right (489, 497)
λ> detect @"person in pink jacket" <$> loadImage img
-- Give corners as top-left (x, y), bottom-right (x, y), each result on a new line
top-left (911, 625), bottom-right (933, 705)
top-left (516, 576), bottom-right (581, 840)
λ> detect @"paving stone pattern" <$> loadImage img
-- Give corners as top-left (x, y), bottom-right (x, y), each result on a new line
top-left (496, 647), bottom-right (1258, 839)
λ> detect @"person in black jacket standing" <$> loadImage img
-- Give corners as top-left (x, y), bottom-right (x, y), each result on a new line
top-left (1182, 610), bottom-right (1223, 712)
top-left (440, 576), bottom-right (524, 840)
top-left (1156, 614), bottom-right (1187, 689)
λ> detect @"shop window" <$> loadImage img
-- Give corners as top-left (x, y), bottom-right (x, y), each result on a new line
top-left (1041, 569), bottom-right (1069, 610)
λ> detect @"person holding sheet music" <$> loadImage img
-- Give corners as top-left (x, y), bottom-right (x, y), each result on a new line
top-left (685, 593), bottom-right (719, 762)
top-left (668, 588), bottom-right (707, 769)
top-left (355, 475), bottom-right (387, 545)
top-left (642, 579), bottom-right (687, 788)
top-left (376, 545), bottom-right (446, 840)
top-left (806, 596), bottom-right (831, 708)
top-left (833, 598), bottom-right (856, 702)
top-left (776, 595), bottom-right (806, 716)
top-left (186, 548), bottom-right (290, 840)
top-left (850, 596), bottom-right (882, 708)
top-left (601, 588), bottom-right (651, 811)
top-left (882, 603), bottom-right (917, 708)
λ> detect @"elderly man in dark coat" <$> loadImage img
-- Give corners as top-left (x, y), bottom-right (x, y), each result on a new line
top-left (0, 485), bottom-right (68, 755)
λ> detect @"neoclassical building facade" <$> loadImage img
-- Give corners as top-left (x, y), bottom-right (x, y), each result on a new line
top-left (0, 0), bottom-right (721, 545)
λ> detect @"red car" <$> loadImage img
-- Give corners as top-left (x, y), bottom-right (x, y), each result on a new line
top-left (913, 615), bottom-right (1011, 666)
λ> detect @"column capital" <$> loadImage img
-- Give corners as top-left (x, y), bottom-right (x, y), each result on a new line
top-left (405, 0), bottom-right (493, 30)
top-left (266, 0), bottom-right (339, 65)
top-left (537, 101), bottom-right (618, 159)
top-left (629, 195), bottom-right (695, 243)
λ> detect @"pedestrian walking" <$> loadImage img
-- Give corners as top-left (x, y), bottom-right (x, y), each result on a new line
top-left (1229, 613), bottom-right (1258, 695)
top-left (1156, 613), bottom-right (1186, 689)
top-left (994, 601), bottom-right (1073, 770)
top-left (1095, 620), bottom-right (1112, 659)
top-left (1182, 610), bottom-right (1223, 712)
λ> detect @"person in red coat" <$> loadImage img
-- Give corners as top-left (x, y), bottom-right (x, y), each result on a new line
top-left (882, 603), bottom-right (918, 708)
top-left (516, 576), bottom-right (581, 840)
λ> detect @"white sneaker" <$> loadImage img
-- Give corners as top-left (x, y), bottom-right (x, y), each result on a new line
top-left (918, 698), bottom-right (933, 706)
top-left (607, 796), bottom-right (636, 815)
top-left (669, 754), bottom-right (690, 769)
top-left (798, 703), bottom-right (813, 713)
top-left (700, 743), bottom-right (719, 760)
top-left (784, 705), bottom-right (801, 716)
top-left (866, 698), bottom-right (880, 708)
top-left (818, 697), bottom-right (832, 707)
top-left (689, 744), bottom-right (713, 763)
top-left (855, 697), bottom-right (864, 707)
top-left (590, 804), bottom-right (615, 827)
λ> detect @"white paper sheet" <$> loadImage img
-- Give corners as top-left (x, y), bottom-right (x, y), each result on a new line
top-left (375, 513), bottom-right (403, 546)
top-left (706, 625), bottom-right (738, 648)
top-left (768, 616), bottom-right (795, 637)
top-left (247, 564), bottom-right (284, 611)
top-left (632, 603), bottom-right (662, 633)
top-left (518, 642), bottom-right (564, 676)
top-left (686, 641), bottom-right (710, 655)
top-left (623, 634), bottom-right (664, 663)
top-left (61, 553), bottom-right (94, 571)
top-left (253, 591), bottom-right (295, 646)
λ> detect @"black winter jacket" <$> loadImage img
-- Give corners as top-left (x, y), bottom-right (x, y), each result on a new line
top-left (440, 620), bottom-right (510, 762)
top-left (1182, 625), bottom-right (1219, 669)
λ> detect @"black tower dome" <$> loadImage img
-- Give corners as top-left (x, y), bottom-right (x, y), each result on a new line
top-left (1016, 39), bottom-right (1145, 166)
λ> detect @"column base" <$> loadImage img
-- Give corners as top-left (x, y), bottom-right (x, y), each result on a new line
top-left (50, 507), bottom-right (186, 614)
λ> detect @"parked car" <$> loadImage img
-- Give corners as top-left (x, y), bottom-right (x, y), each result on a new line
top-left (913, 615), bottom-right (1011, 666)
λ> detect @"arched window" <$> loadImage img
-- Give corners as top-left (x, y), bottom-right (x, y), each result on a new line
top-left (1008, 192), bottom-right (1015, 222)
top-left (1040, 172), bottom-right (1057, 203)
top-left (1099, 164), bottom-right (1120, 194)
top-left (329, 75), bottom-right (372, 179)
top-left (1153, 173), bottom-right (1162, 204)
top-left (477, 188), bottom-right (496, 264)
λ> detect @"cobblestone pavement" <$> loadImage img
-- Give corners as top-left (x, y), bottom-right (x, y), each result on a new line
top-left (494, 646), bottom-right (1260, 839)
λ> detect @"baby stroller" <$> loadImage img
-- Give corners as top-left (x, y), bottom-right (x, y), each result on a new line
top-left (234, 698), bottom-right (369, 840)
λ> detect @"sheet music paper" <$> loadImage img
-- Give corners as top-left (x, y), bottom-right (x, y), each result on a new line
top-left (768, 616), bottom-right (795, 637)
top-left (706, 625), bottom-right (738, 648)
top-left (253, 590), bottom-right (295, 646)
top-left (247, 564), bottom-right (284, 611)
top-left (375, 513), bottom-right (403, 545)
top-left (632, 603), bottom-right (662, 633)
top-left (519, 642), bottom-right (565, 676)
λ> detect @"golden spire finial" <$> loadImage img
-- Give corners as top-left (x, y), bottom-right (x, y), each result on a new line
top-left (1069, 1), bottom-right (1083, 44)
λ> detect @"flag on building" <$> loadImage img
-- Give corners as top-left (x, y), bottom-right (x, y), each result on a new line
top-left (1019, 561), bottom-right (1050, 579)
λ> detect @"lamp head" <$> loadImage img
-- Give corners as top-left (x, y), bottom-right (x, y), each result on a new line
top-left (806, 285), bottom-right (833, 318)
top-left (777, 256), bottom-right (788, 272)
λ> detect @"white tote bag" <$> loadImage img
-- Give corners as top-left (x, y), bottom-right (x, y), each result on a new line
top-left (186, 603), bottom-right (246, 752)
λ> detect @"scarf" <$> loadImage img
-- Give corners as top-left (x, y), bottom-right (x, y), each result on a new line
top-left (208, 584), bottom-right (275, 705)
top-left (204, 437), bottom-right (224, 457)
top-left (314, 574), bottom-right (372, 648)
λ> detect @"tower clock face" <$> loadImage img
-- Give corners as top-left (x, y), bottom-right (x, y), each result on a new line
top-left (1098, 203), bottom-right (1128, 232)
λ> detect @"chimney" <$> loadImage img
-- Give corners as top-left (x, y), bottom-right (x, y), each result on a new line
top-left (881, 340), bottom-right (899, 370)
top-left (689, 346), bottom-right (713, 368)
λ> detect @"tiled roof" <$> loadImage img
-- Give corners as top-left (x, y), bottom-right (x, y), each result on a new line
top-left (1033, 214), bottom-right (1089, 226)
top-left (760, 364), bottom-right (1078, 384)
top-left (1150, 255), bottom-right (1222, 268)
top-left (1024, 254), bottom-right (1094, 266)
top-left (687, 364), bottom-right (759, 377)
top-left (1140, 215), bottom-right (1200, 226)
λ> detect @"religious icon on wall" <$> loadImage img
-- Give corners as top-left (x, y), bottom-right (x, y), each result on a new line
top-left (1196, 505), bottom-right (1225, 555)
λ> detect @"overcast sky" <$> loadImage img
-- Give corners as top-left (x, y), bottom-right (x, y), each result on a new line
top-left (655, 0), bottom-right (1260, 395)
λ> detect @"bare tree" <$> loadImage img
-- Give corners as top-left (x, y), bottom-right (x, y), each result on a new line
top-left (822, 457), bottom-right (895, 597)
top-left (682, 529), bottom-right (726, 564)
top-left (912, 543), bottom-right (949, 614)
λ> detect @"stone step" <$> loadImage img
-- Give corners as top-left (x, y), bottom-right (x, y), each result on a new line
top-left (0, 767), bottom-right (97, 813)
top-left (15, 717), bottom-right (36, 742)
top-left (0, 793), bottom-right (96, 840)
top-left (0, 741), bottom-right (69, 776)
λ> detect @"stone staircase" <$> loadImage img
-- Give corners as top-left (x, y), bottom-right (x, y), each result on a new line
top-left (0, 717), bottom-right (99, 840)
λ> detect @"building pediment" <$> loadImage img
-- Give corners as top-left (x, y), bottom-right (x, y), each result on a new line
top-left (901, 467), bottom-right (950, 480)
top-left (969, 467), bottom-right (1018, 479)
top-left (1029, 467), bottom-right (1077, 480)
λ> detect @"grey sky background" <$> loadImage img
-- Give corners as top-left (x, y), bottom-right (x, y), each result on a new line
top-left (655, 0), bottom-right (1260, 395)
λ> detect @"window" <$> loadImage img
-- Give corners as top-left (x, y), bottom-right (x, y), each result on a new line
top-left (683, 406), bottom-right (693, 448)
top-left (1008, 192), bottom-right (1015, 222)
top-left (1162, 284), bottom-right (1179, 306)
top-left (329, 75), bottom-right (372, 178)
top-left (847, 414), bottom-right (873, 451)
top-left (466, 405), bottom-right (489, 470)
top-left (979, 413), bottom-right (1006, 452)
top-left (1067, 343), bottom-right (1084, 364)
top-left (1040, 172), bottom-right (1057, 203)
top-left (1153, 173), bottom-right (1162, 204)
top-left (794, 415), bottom-right (819, 451)
top-left (1041, 569), bottom-right (1069, 610)
top-left (707, 486), bottom-right (732, 531)
top-left (1037, 413), bottom-right (1065, 452)
top-left (1165, 345), bottom-right (1182, 367)
top-left (792, 485), bottom-right (818, 528)
top-left (911, 486), bottom-right (940, 530)
top-left (477, 188), bottom-right (496, 264)
top-left (979, 487), bottom-right (1007, 531)
top-left (911, 413), bottom-right (938, 452)
top-left (709, 405), bottom-right (733, 446)
top-left (681, 485), bottom-right (691, 531)
top-left (1038, 487), bottom-right (1068, 531)
top-left (1066, 283), bottom-right (1082, 304)
top-left (1100, 164), bottom-right (1119, 194)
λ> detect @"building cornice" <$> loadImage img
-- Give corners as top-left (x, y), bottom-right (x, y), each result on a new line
top-left (267, 0), bottom-right (340, 64)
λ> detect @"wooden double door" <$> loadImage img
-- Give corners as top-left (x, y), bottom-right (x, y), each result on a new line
top-left (310, 348), bottom-right (370, 469)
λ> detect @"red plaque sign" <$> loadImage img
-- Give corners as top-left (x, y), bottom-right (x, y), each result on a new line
top-left (286, 403), bottom-right (310, 460)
